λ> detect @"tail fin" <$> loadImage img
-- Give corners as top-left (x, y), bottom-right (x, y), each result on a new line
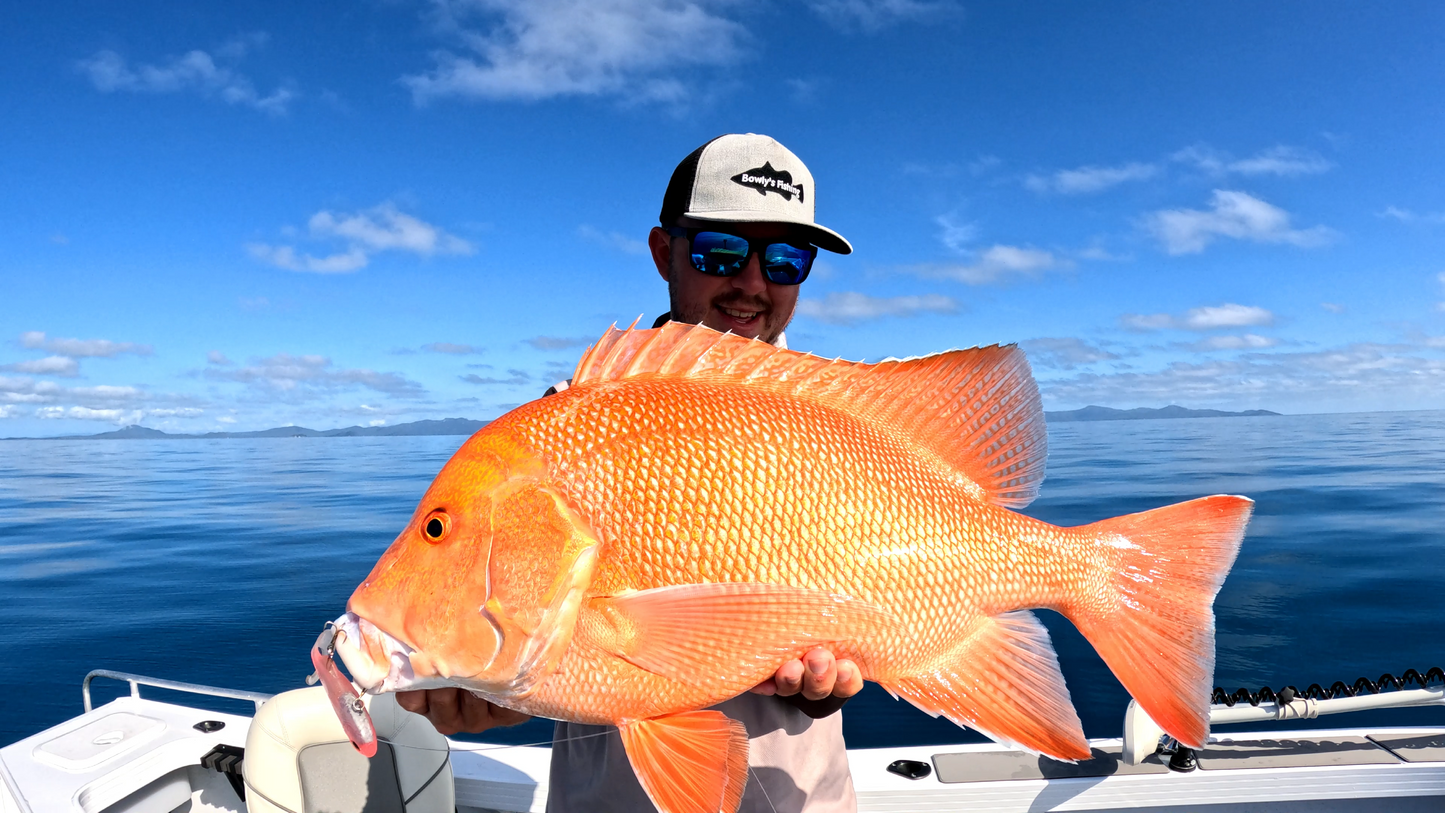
top-left (1070, 495), bottom-right (1252, 749)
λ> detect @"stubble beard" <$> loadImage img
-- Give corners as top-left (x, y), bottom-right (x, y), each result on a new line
top-left (667, 274), bottom-right (790, 346)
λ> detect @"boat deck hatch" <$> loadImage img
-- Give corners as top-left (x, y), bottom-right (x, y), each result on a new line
top-left (1197, 736), bottom-right (1400, 770)
top-left (931, 747), bottom-right (1168, 783)
top-left (32, 711), bottom-right (165, 771)
top-left (1369, 733), bottom-right (1445, 763)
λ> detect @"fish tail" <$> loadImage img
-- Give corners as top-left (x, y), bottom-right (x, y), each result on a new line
top-left (1068, 495), bottom-right (1252, 749)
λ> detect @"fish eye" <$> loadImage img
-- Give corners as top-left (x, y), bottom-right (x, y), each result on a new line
top-left (423, 511), bottom-right (450, 543)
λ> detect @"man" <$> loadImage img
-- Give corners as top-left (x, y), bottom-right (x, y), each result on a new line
top-left (399, 133), bottom-right (861, 812)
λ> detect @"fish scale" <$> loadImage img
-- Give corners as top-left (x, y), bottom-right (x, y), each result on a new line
top-left (477, 376), bottom-right (1090, 718)
top-left (335, 322), bottom-right (1251, 813)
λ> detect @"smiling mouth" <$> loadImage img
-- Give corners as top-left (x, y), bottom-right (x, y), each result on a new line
top-left (717, 305), bottom-right (763, 323)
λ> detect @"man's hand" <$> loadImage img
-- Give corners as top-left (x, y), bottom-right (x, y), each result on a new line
top-left (749, 647), bottom-right (864, 701)
top-left (396, 688), bottom-right (532, 736)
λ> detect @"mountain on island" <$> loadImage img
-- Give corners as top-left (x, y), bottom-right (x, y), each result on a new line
top-left (1045, 405), bottom-right (1281, 422)
top-left (51, 417), bottom-right (491, 441)
top-left (13, 406), bottom-right (1280, 441)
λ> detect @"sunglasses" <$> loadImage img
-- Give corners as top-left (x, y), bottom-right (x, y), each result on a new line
top-left (666, 227), bottom-right (817, 285)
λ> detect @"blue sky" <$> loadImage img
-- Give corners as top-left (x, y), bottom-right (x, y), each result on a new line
top-left (3, 1), bottom-right (1443, 437)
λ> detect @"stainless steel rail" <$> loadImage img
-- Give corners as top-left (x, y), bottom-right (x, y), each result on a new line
top-left (82, 669), bottom-right (273, 713)
top-left (1122, 684), bottom-right (1445, 764)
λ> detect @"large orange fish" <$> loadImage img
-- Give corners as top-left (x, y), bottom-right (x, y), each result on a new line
top-left (332, 322), bottom-right (1251, 813)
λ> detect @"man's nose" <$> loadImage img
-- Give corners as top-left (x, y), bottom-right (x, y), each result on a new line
top-left (730, 253), bottom-right (768, 296)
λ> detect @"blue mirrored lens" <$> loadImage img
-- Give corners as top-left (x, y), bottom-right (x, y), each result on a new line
top-left (690, 232), bottom-right (749, 276)
top-left (762, 243), bottom-right (814, 284)
top-left (684, 230), bottom-right (815, 285)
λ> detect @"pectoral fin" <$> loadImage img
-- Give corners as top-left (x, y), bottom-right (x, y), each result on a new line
top-left (587, 582), bottom-right (896, 685)
top-left (619, 711), bottom-right (749, 813)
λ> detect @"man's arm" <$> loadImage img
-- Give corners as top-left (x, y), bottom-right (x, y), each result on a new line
top-left (396, 649), bottom-right (861, 734)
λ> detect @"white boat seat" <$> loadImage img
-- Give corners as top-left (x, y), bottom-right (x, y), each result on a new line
top-left (243, 687), bottom-right (453, 813)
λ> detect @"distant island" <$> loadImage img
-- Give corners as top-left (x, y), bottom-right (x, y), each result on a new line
top-left (1045, 405), bottom-right (1280, 422)
top-left (6, 405), bottom-right (1280, 441)
top-left (7, 417), bottom-right (490, 441)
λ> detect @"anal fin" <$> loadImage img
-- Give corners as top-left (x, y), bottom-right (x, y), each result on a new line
top-left (881, 610), bottom-right (1090, 761)
top-left (619, 710), bottom-right (749, 813)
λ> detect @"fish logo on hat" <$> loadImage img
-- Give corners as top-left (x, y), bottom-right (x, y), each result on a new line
top-left (730, 162), bottom-right (805, 203)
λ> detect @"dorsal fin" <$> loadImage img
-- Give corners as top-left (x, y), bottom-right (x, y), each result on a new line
top-left (571, 322), bottom-right (1047, 508)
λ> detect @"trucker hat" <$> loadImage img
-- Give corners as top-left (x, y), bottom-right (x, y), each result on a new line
top-left (659, 133), bottom-right (853, 255)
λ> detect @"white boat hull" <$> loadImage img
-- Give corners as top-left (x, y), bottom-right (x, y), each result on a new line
top-left (5, 691), bottom-right (1445, 813)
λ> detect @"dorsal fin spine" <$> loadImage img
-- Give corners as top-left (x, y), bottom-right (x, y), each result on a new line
top-left (620, 327), bottom-right (665, 379)
top-left (568, 323), bottom-right (1048, 508)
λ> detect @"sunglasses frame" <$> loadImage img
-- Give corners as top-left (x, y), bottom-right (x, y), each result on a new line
top-left (665, 227), bottom-right (817, 286)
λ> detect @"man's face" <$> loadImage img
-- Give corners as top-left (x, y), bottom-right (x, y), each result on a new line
top-left (649, 219), bottom-right (807, 345)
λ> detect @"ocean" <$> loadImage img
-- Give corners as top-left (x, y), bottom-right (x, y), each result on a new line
top-left (3, 410), bottom-right (1443, 750)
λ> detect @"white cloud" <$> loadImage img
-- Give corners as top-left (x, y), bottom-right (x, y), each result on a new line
top-left (70, 384), bottom-right (145, 401)
top-left (802, 0), bottom-right (952, 30)
top-left (1378, 206), bottom-right (1445, 224)
top-left (249, 203), bottom-right (472, 274)
top-left (1321, 303), bottom-right (1345, 314)
top-left (404, 0), bottom-right (747, 104)
top-left (247, 244), bottom-right (369, 273)
top-left (204, 354), bottom-right (425, 399)
top-left (1121, 303), bottom-right (1275, 332)
top-left (1037, 340), bottom-right (1445, 413)
top-left (578, 224), bottom-right (648, 255)
top-left (1183, 303), bottom-right (1275, 329)
top-left (525, 336), bottom-right (592, 350)
top-left (309, 204), bottom-right (472, 256)
top-left (37, 406), bottom-right (144, 424)
top-left (934, 214), bottom-right (977, 254)
top-left (1019, 338), bottom-right (1120, 371)
top-left (462, 369), bottom-right (533, 386)
top-left (1143, 190), bottom-right (1335, 255)
top-left (405, 0), bottom-right (937, 104)
top-left (76, 36), bottom-right (294, 115)
top-left (785, 77), bottom-right (818, 103)
top-left (19, 332), bottom-right (153, 358)
top-left (31, 405), bottom-right (205, 425)
top-left (796, 291), bottom-right (958, 325)
top-left (0, 374), bottom-right (207, 427)
top-left (1172, 144), bottom-right (1332, 177)
top-left (207, 351), bottom-right (234, 366)
top-left (1185, 334), bottom-right (1280, 351)
top-left (0, 356), bottom-right (80, 377)
top-left (1025, 162), bottom-right (1158, 195)
top-left (916, 245), bottom-right (1062, 284)
top-left (1119, 313), bottom-right (1176, 331)
top-left (423, 342), bottom-right (483, 354)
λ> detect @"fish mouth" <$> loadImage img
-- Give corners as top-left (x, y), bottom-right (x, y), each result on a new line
top-left (332, 612), bottom-right (443, 694)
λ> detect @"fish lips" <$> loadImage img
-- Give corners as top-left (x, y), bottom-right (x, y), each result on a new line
top-left (332, 612), bottom-right (449, 694)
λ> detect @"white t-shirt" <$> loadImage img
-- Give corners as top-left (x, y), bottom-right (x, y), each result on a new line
top-left (546, 693), bottom-right (856, 813)
top-left (543, 325), bottom-right (853, 812)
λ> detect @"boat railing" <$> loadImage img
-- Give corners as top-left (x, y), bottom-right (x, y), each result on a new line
top-left (82, 669), bottom-right (273, 714)
top-left (1123, 683), bottom-right (1445, 764)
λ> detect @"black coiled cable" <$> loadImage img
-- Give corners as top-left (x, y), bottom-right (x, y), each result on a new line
top-left (1212, 666), bottom-right (1445, 707)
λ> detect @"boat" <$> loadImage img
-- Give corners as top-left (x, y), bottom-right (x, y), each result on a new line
top-left (3, 667), bottom-right (1442, 812)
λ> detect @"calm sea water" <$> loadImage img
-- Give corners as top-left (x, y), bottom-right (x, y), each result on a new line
top-left (3, 410), bottom-right (1444, 749)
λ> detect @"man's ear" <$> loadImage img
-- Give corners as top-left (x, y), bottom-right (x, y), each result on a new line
top-left (649, 227), bottom-right (673, 283)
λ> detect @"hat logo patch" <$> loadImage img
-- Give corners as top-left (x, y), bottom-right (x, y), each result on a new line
top-left (730, 162), bottom-right (805, 203)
